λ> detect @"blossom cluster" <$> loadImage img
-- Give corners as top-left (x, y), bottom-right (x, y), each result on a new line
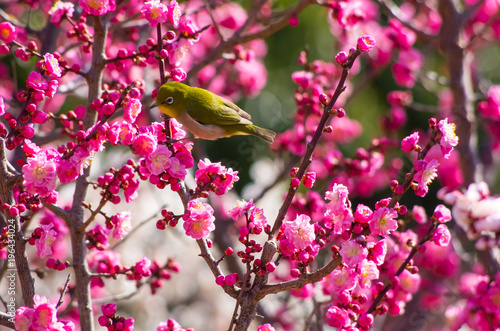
top-left (130, 120), bottom-right (195, 191)
top-left (400, 118), bottom-right (459, 197)
top-left (98, 303), bottom-right (134, 331)
top-left (149, 258), bottom-right (181, 294)
top-left (14, 295), bottom-right (75, 331)
top-left (273, 46), bottom-right (404, 199)
top-left (157, 318), bottom-right (194, 331)
top-left (194, 158), bottom-right (239, 196)
top-left (228, 199), bottom-right (270, 270)
top-left (96, 163), bottom-right (140, 205)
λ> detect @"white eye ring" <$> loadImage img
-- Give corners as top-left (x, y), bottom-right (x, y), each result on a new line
top-left (166, 97), bottom-right (174, 105)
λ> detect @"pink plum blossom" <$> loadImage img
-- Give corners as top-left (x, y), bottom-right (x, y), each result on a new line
top-left (357, 35), bottom-right (376, 51)
top-left (438, 118), bottom-right (459, 158)
top-left (14, 296), bottom-right (74, 331)
top-left (146, 145), bottom-right (172, 175)
top-left (331, 0), bottom-right (378, 28)
top-left (171, 67), bottom-right (187, 82)
top-left (326, 267), bottom-right (358, 293)
top-left (484, 285), bottom-right (500, 314)
top-left (367, 239), bottom-right (387, 265)
top-left (124, 98), bottom-right (142, 123)
top-left (323, 207), bottom-right (353, 235)
top-left (354, 204), bottom-right (373, 224)
top-left (44, 53), bottom-right (62, 78)
top-left (401, 132), bottom-right (420, 152)
top-left (101, 303), bottom-right (117, 317)
top-left (302, 171), bottom-right (316, 188)
top-left (195, 158), bottom-right (239, 195)
top-left (22, 151), bottom-right (58, 198)
top-left (392, 49), bottom-right (422, 87)
top-left (0, 22), bottom-right (16, 44)
top-left (477, 85), bottom-right (500, 118)
top-left (183, 199), bottom-right (216, 239)
top-left (132, 256), bottom-right (152, 280)
top-left (57, 159), bottom-right (79, 184)
top-left (369, 206), bottom-right (398, 237)
top-left (257, 323), bottom-right (275, 331)
top-left (27, 71), bottom-right (48, 91)
top-left (340, 240), bottom-right (367, 267)
top-left (386, 19), bottom-right (416, 50)
top-left (133, 132), bottom-right (158, 155)
top-left (413, 159), bottom-right (439, 197)
top-left (110, 211), bottom-right (132, 239)
top-left (86, 224), bottom-right (110, 251)
top-left (157, 318), bottom-right (188, 331)
top-left (413, 205), bottom-right (428, 224)
top-left (119, 121), bottom-right (136, 145)
top-left (399, 269), bottom-right (421, 293)
top-left (433, 204), bottom-right (452, 223)
top-left (283, 214), bottom-right (315, 250)
top-left (87, 250), bottom-right (121, 274)
top-left (325, 183), bottom-right (351, 214)
top-left (35, 223), bottom-right (57, 258)
top-left (168, 1), bottom-right (181, 28)
top-left (79, 0), bottom-right (116, 16)
top-left (168, 156), bottom-right (187, 179)
top-left (229, 199), bottom-right (255, 221)
top-left (141, 0), bottom-right (169, 27)
top-left (48, 1), bottom-right (74, 26)
top-left (325, 305), bottom-right (350, 328)
top-left (249, 207), bottom-right (267, 233)
top-left (0, 96), bottom-right (5, 116)
top-left (358, 259), bottom-right (379, 287)
top-left (336, 51), bottom-right (348, 65)
top-left (433, 224), bottom-right (451, 247)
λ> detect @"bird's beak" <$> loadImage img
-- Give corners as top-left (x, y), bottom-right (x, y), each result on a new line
top-left (149, 101), bottom-right (159, 110)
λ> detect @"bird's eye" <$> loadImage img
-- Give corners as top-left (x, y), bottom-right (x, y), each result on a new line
top-left (166, 97), bottom-right (174, 105)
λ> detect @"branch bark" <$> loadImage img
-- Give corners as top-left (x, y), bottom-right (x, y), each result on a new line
top-left (67, 13), bottom-right (111, 331)
top-left (0, 138), bottom-right (35, 308)
top-left (437, 0), bottom-right (479, 186)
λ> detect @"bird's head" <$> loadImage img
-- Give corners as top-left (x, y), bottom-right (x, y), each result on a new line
top-left (152, 81), bottom-right (190, 118)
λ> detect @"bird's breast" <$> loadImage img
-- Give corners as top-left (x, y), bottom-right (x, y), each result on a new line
top-left (158, 104), bottom-right (180, 118)
top-left (176, 110), bottom-right (226, 140)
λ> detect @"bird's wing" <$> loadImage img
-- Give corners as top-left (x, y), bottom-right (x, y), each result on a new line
top-left (185, 88), bottom-right (252, 126)
top-left (221, 98), bottom-right (252, 120)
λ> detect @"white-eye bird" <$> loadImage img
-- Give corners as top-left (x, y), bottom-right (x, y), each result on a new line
top-left (154, 82), bottom-right (276, 143)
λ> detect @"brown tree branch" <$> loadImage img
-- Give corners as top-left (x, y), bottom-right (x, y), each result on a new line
top-left (438, 0), bottom-right (480, 186)
top-left (0, 138), bottom-right (35, 308)
top-left (259, 256), bottom-right (342, 297)
top-left (66, 12), bottom-right (113, 331)
top-left (0, 311), bottom-right (15, 329)
top-left (196, 238), bottom-right (239, 299)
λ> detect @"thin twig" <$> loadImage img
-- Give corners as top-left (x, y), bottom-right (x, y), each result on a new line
top-left (202, 0), bottom-right (226, 41)
top-left (269, 50), bottom-right (362, 238)
top-left (80, 199), bottom-right (107, 232)
top-left (56, 274), bottom-right (72, 309)
top-left (376, 0), bottom-right (437, 43)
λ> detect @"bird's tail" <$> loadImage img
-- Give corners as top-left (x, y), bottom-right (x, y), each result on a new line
top-left (225, 124), bottom-right (277, 143)
top-left (251, 125), bottom-right (276, 144)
